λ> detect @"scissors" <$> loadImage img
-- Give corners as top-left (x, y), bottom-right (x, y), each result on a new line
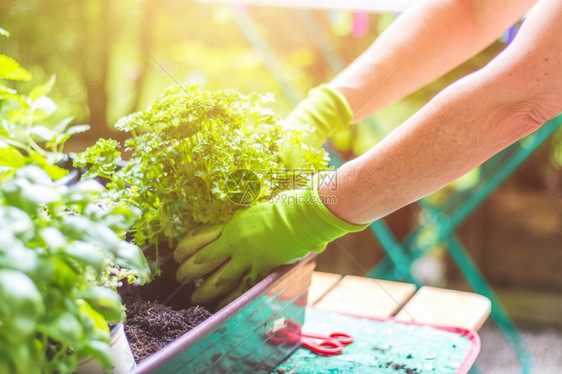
top-left (266, 318), bottom-right (353, 356)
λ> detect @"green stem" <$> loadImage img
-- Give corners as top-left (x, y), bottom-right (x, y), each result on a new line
top-left (2, 138), bottom-right (29, 151)
top-left (26, 136), bottom-right (46, 156)
top-left (51, 343), bottom-right (68, 362)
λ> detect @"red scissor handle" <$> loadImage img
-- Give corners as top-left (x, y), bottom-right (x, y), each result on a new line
top-left (300, 336), bottom-right (344, 355)
top-left (265, 319), bottom-right (354, 356)
top-left (301, 332), bottom-right (353, 346)
top-left (328, 332), bottom-right (353, 345)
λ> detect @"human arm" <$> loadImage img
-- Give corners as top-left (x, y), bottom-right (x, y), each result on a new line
top-left (287, 0), bottom-right (536, 144)
top-left (331, 0), bottom-right (537, 121)
top-left (321, 0), bottom-right (562, 224)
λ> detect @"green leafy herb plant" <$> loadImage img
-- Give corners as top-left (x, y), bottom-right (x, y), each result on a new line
top-left (0, 37), bottom-right (150, 373)
top-left (0, 166), bottom-right (150, 374)
top-left (75, 85), bottom-right (330, 268)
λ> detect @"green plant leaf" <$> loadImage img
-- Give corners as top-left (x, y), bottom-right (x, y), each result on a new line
top-left (29, 75), bottom-right (56, 102)
top-left (45, 257), bottom-right (79, 289)
top-left (70, 179), bottom-right (105, 194)
top-left (0, 159), bottom-right (150, 371)
top-left (1, 170), bottom-right (60, 213)
top-left (0, 55), bottom-right (31, 81)
top-left (114, 112), bottom-right (139, 132)
top-left (78, 287), bottom-right (125, 322)
top-left (64, 242), bottom-right (104, 271)
top-left (0, 240), bottom-right (38, 272)
top-left (28, 152), bottom-right (69, 180)
top-left (40, 227), bottom-right (67, 250)
top-left (77, 299), bottom-right (110, 338)
top-left (81, 340), bottom-right (113, 370)
top-left (66, 124), bottom-right (90, 136)
top-left (29, 125), bottom-right (56, 142)
top-left (52, 117), bottom-right (74, 134)
top-left (0, 142), bottom-right (25, 169)
top-left (0, 205), bottom-right (33, 236)
top-left (100, 204), bottom-right (141, 231)
top-left (0, 270), bottom-right (44, 341)
top-left (61, 217), bottom-right (122, 252)
top-left (7, 340), bottom-right (42, 374)
top-left (40, 311), bottom-right (84, 346)
top-left (114, 241), bottom-right (150, 282)
top-left (73, 138), bottom-right (121, 180)
top-left (0, 83), bottom-right (16, 95)
top-left (0, 349), bottom-right (16, 373)
top-left (31, 96), bottom-right (57, 121)
top-left (15, 163), bottom-right (52, 184)
top-left (62, 180), bottom-right (104, 205)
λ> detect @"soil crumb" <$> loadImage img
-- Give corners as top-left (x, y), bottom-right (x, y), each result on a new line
top-left (123, 297), bottom-right (211, 362)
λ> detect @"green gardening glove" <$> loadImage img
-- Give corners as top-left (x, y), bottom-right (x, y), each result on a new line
top-left (284, 84), bottom-right (354, 147)
top-left (174, 174), bottom-right (367, 306)
top-left (280, 84), bottom-right (354, 168)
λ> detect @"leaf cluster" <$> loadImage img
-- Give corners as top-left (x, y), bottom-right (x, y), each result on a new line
top-left (0, 166), bottom-right (150, 374)
top-left (0, 37), bottom-right (151, 373)
top-left (75, 85), bottom-right (329, 254)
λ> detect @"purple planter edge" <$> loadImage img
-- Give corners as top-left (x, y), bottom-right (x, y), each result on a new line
top-left (131, 253), bottom-right (317, 373)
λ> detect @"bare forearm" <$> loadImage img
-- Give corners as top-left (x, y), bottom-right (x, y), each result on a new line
top-left (322, 0), bottom-right (562, 224)
top-left (330, 0), bottom-right (535, 121)
top-left (322, 72), bottom-right (530, 223)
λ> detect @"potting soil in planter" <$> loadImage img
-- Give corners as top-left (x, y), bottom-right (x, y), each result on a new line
top-left (274, 308), bottom-right (480, 374)
top-left (123, 296), bottom-right (211, 362)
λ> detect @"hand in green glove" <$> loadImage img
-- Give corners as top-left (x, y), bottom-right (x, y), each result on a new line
top-left (174, 175), bottom-right (367, 306)
top-left (279, 84), bottom-right (355, 168)
top-left (284, 84), bottom-right (354, 147)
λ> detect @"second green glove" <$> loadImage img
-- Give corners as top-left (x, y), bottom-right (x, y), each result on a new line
top-left (174, 174), bottom-right (367, 305)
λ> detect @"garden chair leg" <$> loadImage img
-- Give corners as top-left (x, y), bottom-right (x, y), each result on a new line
top-left (443, 235), bottom-right (532, 373)
top-left (368, 220), bottom-right (421, 285)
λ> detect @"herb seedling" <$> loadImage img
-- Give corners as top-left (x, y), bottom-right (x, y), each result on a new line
top-left (76, 85), bottom-right (330, 266)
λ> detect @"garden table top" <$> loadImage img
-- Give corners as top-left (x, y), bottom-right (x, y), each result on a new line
top-left (308, 271), bottom-right (491, 331)
top-left (270, 272), bottom-right (493, 373)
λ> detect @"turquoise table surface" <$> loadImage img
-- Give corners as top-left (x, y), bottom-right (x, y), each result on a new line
top-left (273, 308), bottom-right (479, 374)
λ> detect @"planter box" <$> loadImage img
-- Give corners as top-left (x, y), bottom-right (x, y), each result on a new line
top-left (130, 254), bottom-right (317, 373)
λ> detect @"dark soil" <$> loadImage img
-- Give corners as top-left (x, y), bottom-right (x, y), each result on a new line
top-left (120, 245), bottom-right (216, 363)
top-left (123, 296), bottom-right (211, 362)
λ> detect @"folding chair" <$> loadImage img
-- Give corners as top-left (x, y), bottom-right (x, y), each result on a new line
top-left (210, 4), bottom-right (562, 372)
